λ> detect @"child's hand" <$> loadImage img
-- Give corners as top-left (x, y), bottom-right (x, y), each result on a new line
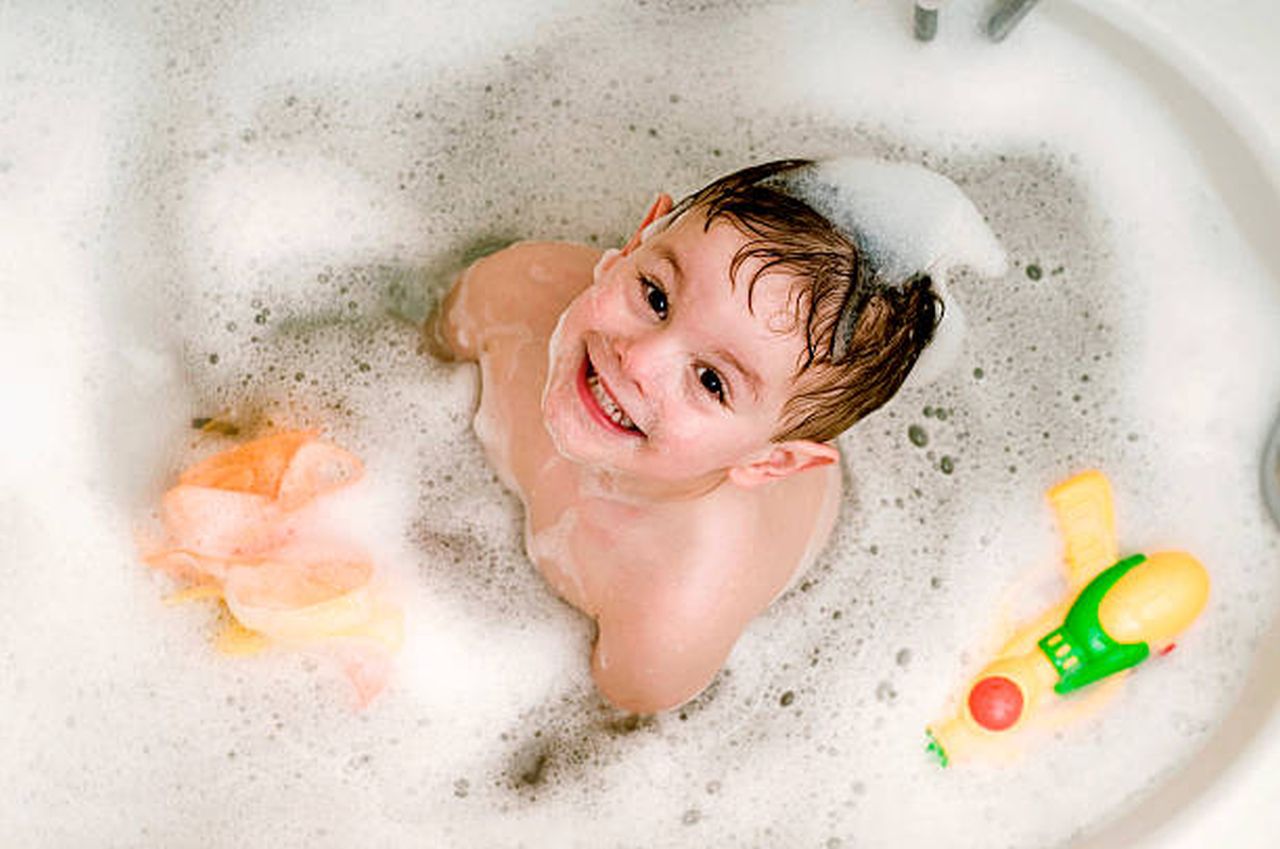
top-left (419, 272), bottom-right (468, 361)
top-left (420, 296), bottom-right (457, 361)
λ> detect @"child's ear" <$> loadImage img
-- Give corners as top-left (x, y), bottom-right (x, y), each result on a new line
top-left (620, 193), bottom-right (674, 256)
top-left (727, 440), bottom-right (839, 488)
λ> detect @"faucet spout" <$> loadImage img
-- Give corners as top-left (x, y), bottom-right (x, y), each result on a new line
top-left (913, 1), bottom-right (946, 42)
top-left (985, 0), bottom-right (1043, 42)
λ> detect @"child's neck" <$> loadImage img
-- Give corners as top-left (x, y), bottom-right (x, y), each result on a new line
top-left (578, 464), bottom-right (730, 505)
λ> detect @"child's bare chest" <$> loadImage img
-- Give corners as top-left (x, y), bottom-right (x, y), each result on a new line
top-left (471, 334), bottom-right (696, 607)
top-left (475, 347), bottom-right (836, 620)
top-left (461, 249), bottom-right (841, 621)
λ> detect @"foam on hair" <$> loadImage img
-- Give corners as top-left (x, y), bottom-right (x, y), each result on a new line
top-left (770, 158), bottom-right (1008, 386)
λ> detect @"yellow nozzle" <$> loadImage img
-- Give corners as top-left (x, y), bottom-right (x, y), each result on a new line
top-left (1099, 551), bottom-right (1210, 647)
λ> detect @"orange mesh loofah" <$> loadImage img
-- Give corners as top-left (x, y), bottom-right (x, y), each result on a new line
top-left (142, 430), bottom-right (400, 707)
top-left (179, 430), bottom-right (318, 496)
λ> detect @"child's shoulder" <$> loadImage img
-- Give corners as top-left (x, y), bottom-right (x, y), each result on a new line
top-left (467, 239), bottom-right (600, 283)
top-left (462, 240), bottom-right (599, 320)
top-left (431, 241), bottom-right (599, 360)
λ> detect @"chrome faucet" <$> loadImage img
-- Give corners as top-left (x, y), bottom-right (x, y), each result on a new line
top-left (984, 0), bottom-right (1043, 41)
top-left (913, 0), bottom-right (945, 41)
top-left (912, 0), bottom-right (1043, 43)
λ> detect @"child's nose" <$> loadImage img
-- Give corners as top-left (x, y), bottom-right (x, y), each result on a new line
top-left (613, 329), bottom-right (679, 397)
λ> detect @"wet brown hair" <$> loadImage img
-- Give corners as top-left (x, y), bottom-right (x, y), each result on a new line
top-left (669, 159), bottom-right (942, 443)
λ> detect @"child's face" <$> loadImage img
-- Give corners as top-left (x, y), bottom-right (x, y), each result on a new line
top-left (541, 209), bottom-right (808, 486)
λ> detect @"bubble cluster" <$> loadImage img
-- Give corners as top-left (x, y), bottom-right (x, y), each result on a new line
top-left (2, 1), bottom-right (1278, 848)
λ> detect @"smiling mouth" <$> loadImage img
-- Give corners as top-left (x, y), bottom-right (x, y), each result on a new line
top-left (578, 353), bottom-right (645, 437)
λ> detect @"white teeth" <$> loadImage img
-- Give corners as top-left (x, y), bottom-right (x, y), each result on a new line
top-left (587, 371), bottom-right (637, 431)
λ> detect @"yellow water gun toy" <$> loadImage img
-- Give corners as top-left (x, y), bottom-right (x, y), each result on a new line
top-left (925, 470), bottom-right (1210, 767)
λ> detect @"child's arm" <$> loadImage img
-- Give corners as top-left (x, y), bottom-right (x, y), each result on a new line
top-left (591, 598), bottom-right (740, 714)
top-left (421, 267), bottom-right (480, 362)
top-left (581, 482), bottom-right (833, 714)
top-left (585, 538), bottom-right (758, 714)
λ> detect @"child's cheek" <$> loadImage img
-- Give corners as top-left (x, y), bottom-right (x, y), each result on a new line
top-left (651, 400), bottom-right (711, 453)
top-left (577, 279), bottom-right (628, 328)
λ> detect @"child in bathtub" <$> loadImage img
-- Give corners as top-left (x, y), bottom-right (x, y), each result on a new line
top-left (423, 158), bottom-right (1003, 713)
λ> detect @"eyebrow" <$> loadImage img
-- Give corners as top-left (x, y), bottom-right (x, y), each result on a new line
top-left (651, 244), bottom-right (683, 284)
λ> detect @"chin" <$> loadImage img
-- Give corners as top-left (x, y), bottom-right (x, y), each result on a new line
top-left (541, 403), bottom-right (592, 465)
top-left (542, 397), bottom-right (633, 471)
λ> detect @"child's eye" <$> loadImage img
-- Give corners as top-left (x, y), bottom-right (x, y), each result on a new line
top-left (696, 366), bottom-right (726, 404)
top-left (640, 276), bottom-right (668, 319)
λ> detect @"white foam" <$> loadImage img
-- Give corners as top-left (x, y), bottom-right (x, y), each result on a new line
top-left (776, 158), bottom-right (1008, 284)
top-left (1, 1), bottom-right (1278, 848)
top-left (773, 157), bottom-right (1007, 385)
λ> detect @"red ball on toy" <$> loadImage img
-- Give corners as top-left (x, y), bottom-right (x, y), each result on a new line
top-left (968, 675), bottom-right (1024, 731)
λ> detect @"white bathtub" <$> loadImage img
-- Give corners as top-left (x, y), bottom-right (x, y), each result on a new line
top-left (1059, 1), bottom-right (1280, 846)
top-left (1, 1), bottom-right (1276, 847)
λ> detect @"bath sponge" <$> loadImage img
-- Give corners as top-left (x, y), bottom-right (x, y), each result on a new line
top-left (142, 430), bottom-right (402, 708)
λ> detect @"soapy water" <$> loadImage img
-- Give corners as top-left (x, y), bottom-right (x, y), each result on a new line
top-left (3, 1), bottom-right (1280, 847)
